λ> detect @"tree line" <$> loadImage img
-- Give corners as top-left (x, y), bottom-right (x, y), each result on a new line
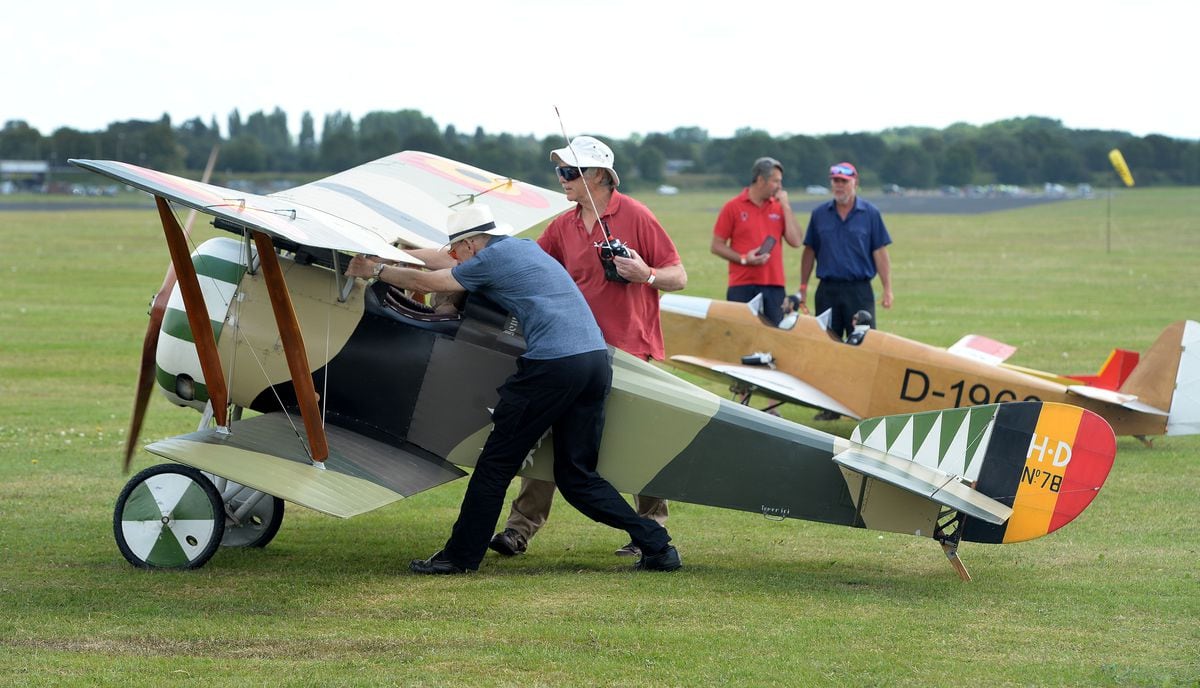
top-left (2, 108), bottom-right (1197, 190)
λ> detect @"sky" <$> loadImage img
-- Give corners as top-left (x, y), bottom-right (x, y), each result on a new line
top-left (4, 0), bottom-right (1195, 144)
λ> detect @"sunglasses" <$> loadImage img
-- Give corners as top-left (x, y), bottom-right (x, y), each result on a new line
top-left (555, 166), bottom-right (587, 182)
top-left (829, 164), bottom-right (856, 177)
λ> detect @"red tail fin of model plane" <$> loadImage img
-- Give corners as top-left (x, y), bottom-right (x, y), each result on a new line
top-left (1066, 348), bottom-right (1139, 391)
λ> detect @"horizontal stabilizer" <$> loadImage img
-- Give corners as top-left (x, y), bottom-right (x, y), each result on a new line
top-left (1066, 384), bottom-right (1167, 416)
top-left (834, 446), bottom-right (1013, 524)
top-left (146, 413), bottom-right (465, 518)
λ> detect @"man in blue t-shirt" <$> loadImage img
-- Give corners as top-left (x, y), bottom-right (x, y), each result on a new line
top-left (346, 204), bottom-right (681, 575)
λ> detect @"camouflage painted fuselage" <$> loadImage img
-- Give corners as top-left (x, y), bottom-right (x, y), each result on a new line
top-left (148, 238), bottom-right (950, 534)
top-left (147, 238), bottom-right (1112, 546)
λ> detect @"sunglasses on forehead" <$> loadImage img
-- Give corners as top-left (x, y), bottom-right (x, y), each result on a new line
top-left (555, 166), bottom-right (587, 182)
top-left (829, 164), bottom-right (856, 177)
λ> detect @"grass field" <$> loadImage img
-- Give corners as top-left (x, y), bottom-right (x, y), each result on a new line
top-left (1, 188), bottom-right (1198, 686)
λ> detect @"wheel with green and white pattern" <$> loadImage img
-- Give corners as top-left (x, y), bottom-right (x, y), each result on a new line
top-left (113, 463), bottom-right (225, 570)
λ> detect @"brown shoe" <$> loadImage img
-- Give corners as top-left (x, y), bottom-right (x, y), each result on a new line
top-left (488, 528), bottom-right (528, 556)
top-left (614, 542), bottom-right (642, 557)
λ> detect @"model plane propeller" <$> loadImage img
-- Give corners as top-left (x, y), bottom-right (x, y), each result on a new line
top-left (660, 295), bottom-right (1199, 446)
top-left (73, 153), bottom-right (1121, 580)
top-left (124, 144), bottom-right (221, 473)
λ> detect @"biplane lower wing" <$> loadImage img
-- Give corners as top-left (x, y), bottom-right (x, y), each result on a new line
top-left (669, 354), bottom-right (860, 418)
top-left (145, 413), bottom-right (466, 518)
top-left (276, 151), bottom-right (573, 250)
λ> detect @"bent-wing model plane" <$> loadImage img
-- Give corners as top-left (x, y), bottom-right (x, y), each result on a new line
top-left (660, 294), bottom-right (1199, 445)
top-left (74, 154), bottom-right (1118, 580)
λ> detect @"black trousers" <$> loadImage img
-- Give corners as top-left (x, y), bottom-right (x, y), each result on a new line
top-left (441, 349), bottom-right (671, 570)
top-left (814, 280), bottom-right (874, 340)
top-left (727, 284), bottom-right (786, 325)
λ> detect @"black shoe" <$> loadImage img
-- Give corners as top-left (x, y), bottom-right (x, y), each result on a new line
top-left (813, 409), bottom-right (842, 421)
top-left (488, 528), bottom-right (528, 556)
top-left (409, 549), bottom-right (467, 575)
top-left (634, 545), bottom-right (682, 572)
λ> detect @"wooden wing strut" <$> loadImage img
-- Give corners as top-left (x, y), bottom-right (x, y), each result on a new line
top-left (251, 231), bottom-right (330, 462)
top-left (156, 196), bottom-right (229, 428)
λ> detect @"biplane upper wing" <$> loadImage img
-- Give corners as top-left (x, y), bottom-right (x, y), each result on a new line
top-left (70, 158), bottom-right (420, 264)
top-left (273, 151), bottom-right (573, 250)
top-left (145, 413), bottom-right (466, 518)
top-left (669, 354), bottom-right (861, 419)
top-left (70, 152), bottom-right (572, 258)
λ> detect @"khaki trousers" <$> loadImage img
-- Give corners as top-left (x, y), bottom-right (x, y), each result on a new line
top-left (503, 476), bottom-right (668, 541)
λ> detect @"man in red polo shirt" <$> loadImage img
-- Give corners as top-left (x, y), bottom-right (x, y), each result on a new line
top-left (711, 157), bottom-right (802, 325)
top-left (489, 135), bottom-right (687, 559)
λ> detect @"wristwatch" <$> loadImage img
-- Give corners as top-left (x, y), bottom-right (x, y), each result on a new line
top-left (372, 262), bottom-right (385, 278)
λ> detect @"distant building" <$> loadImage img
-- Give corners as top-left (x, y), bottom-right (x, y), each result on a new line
top-left (664, 159), bottom-right (695, 175)
top-left (0, 159), bottom-right (50, 192)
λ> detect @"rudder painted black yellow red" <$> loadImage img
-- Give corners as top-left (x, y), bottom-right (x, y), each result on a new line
top-left (965, 402), bottom-right (1115, 543)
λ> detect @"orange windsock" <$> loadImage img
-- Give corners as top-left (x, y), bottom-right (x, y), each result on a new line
top-left (1108, 149), bottom-right (1135, 187)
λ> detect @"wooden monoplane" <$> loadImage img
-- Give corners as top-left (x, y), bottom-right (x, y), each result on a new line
top-left (660, 295), bottom-right (1199, 445)
top-left (73, 153), bottom-right (1118, 580)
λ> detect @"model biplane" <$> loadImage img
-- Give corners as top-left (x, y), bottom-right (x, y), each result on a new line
top-left (660, 295), bottom-right (1199, 445)
top-left (73, 153), bottom-right (1118, 580)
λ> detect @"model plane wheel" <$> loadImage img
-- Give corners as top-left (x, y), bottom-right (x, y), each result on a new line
top-left (218, 483), bottom-right (285, 549)
top-left (113, 463), bottom-right (225, 570)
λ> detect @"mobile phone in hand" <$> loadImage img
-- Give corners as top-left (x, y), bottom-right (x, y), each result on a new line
top-left (757, 235), bottom-right (777, 256)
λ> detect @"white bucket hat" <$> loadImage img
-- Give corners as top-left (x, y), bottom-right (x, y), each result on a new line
top-left (550, 135), bottom-right (620, 187)
top-left (444, 204), bottom-right (509, 248)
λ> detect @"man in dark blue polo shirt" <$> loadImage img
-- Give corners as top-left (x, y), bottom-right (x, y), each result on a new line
top-left (799, 162), bottom-right (893, 421)
top-left (798, 161), bottom-right (894, 340)
top-left (346, 204), bottom-right (681, 575)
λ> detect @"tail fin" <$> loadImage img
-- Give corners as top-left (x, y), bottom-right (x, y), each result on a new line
top-left (1120, 321), bottom-right (1200, 435)
top-left (964, 402), bottom-right (1115, 543)
top-left (1066, 348), bottom-right (1139, 390)
top-left (850, 402), bottom-right (1116, 544)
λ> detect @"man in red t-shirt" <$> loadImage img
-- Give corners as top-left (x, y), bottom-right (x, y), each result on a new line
top-left (489, 135), bottom-right (687, 559)
top-left (711, 157), bottom-right (802, 325)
